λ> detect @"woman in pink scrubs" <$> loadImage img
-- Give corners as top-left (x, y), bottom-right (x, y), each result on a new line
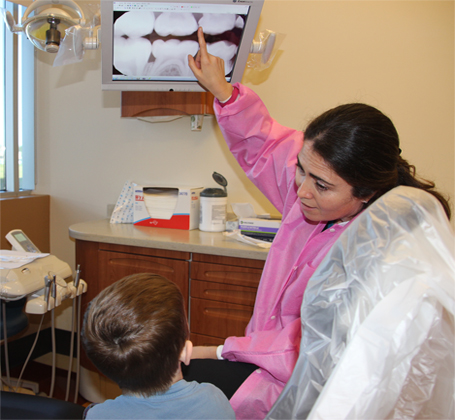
top-left (182, 28), bottom-right (451, 420)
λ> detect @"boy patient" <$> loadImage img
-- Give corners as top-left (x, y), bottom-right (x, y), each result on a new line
top-left (82, 273), bottom-right (235, 419)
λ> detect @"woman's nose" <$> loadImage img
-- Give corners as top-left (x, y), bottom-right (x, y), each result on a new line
top-left (297, 180), bottom-right (313, 199)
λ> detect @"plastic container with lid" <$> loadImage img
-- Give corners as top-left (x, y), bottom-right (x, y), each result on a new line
top-left (199, 172), bottom-right (228, 232)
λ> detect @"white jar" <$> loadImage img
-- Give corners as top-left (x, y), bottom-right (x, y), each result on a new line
top-left (199, 188), bottom-right (227, 232)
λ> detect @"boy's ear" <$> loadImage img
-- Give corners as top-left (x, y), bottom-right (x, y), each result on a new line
top-left (179, 340), bottom-right (193, 366)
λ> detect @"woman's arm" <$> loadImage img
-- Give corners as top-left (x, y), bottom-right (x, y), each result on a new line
top-left (190, 320), bottom-right (301, 384)
top-left (222, 318), bottom-right (301, 384)
top-left (189, 28), bottom-right (302, 213)
top-left (214, 85), bottom-right (302, 213)
top-left (191, 346), bottom-right (218, 360)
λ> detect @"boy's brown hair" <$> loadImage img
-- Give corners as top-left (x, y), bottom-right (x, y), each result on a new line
top-left (82, 273), bottom-right (188, 396)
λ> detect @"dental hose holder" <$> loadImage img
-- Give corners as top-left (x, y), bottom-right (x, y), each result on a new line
top-left (199, 172), bottom-right (228, 232)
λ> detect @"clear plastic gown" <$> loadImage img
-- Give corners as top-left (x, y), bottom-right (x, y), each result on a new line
top-left (267, 186), bottom-right (454, 420)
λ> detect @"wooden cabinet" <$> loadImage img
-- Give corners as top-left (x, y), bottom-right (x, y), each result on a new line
top-left (121, 91), bottom-right (215, 117)
top-left (75, 240), bottom-right (264, 365)
top-left (77, 241), bottom-right (190, 309)
top-left (98, 247), bottom-right (189, 314)
top-left (189, 253), bottom-right (264, 346)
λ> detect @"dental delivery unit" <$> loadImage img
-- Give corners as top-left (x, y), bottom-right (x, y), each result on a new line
top-left (1, 230), bottom-right (86, 313)
top-left (1, 229), bottom-right (87, 401)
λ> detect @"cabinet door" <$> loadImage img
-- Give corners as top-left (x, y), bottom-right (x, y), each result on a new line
top-left (190, 297), bottom-right (253, 339)
top-left (99, 250), bottom-right (189, 312)
top-left (77, 240), bottom-right (101, 305)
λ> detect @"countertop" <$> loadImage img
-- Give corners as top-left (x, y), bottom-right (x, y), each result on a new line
top-left (69, 219), bottom-right (269, 261)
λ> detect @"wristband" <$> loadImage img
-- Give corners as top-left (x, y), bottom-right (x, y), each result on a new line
top-left (216, 345), bottom-right (225, 360)
top-left (219, 87), bottom-right (239, 107)
top-left (219, 95), bottom-right (232, 104)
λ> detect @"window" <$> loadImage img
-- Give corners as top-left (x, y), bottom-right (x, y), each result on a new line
top-left (1, 0), bottom-right (35, 195)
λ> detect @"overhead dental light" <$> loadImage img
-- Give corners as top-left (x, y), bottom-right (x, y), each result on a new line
top-left (1, 0), bottom-right (98, 54)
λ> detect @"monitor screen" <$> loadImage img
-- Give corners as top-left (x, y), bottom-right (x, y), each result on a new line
top-left (101, 0), bottom-right (264, 91)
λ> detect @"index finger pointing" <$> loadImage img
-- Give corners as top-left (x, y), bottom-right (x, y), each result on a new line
top-left (197, 27), bottom-right (208, 56)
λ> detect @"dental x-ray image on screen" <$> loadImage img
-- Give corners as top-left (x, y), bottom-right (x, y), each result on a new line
top-left (114, 9), bottom-right (243, 79)
top-left (101, 1), bottom-right (264, 91)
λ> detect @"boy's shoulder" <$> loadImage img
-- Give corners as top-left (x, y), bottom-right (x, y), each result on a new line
top-left (171, 380), bottom-right (235, 419)
top-left (183, 379), bottom-right (223, 396)
top-left (85, 381), bottom-right (235, 420)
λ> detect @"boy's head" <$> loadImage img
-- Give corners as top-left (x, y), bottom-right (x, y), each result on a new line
top-left (82, 273), bottom-right (190, 396)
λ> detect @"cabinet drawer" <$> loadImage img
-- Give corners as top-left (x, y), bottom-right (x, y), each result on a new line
top-left (190, 297), bottom-right (253, 338)
top-left (191, 280), bottom-right (257, 307)
top-left (100, 242), bottom-right (190, 261)
top-left (193, 253), bottom-right (265, 269)
top-left (99, 250), bottom-right (189, 310)
top-left (191, 261), bottom-right (262, 288)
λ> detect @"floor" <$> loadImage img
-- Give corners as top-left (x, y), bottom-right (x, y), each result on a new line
top-left (6, 361), bottom-right (89, 406)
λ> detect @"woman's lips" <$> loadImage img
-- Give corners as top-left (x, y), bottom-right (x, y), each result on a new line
top-left (300, 201), bottom-right (315, 211)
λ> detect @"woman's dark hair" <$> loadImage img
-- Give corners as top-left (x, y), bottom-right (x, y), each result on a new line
top-left (82, 273), bottom-right (188, 396)
top-left (304, 103), bottom-right (451, 219)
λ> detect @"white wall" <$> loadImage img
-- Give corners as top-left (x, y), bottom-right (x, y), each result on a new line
top-left (33, 0), bottom-right (454, 328)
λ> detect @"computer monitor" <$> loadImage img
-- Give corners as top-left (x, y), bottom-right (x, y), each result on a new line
top-left (101, 0), bottom-right (264, 91)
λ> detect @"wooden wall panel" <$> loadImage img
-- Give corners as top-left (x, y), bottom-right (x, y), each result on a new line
top-left (0, 195), bottom-right (50, 252)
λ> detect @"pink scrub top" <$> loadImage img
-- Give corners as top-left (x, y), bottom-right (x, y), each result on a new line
top-left (216, 84), bottom-right (357, 419)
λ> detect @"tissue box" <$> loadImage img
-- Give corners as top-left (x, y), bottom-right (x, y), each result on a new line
top-left (134, 186), bottom-right (203, 230)
top-left (239, 217), bottom-right (282, 241)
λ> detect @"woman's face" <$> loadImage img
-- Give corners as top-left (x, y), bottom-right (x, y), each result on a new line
top-left (295, 141), bottom-right (365, 223)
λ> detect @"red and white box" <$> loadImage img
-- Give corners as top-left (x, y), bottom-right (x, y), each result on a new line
top-left (134, 186), bottom-right (203, 230)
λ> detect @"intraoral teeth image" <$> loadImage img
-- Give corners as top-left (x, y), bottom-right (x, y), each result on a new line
top-left (147, 39), bottom-right (199, 77)
top-left (114, 11), bottom-right (155, 38)
top-left (207, 41), bottom-right (238, 75)
top-left (114, 36), bottom-right (153, 76)
top-left (198, 13), bottom-right (236, 34)
top-left (113, 11), bottom-right (244, 78)
top-left (235, 15), bottom-right (245, 29)
top-left (154, 12), bottom-right (198, 37)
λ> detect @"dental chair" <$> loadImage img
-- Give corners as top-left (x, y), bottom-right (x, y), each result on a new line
top-left (0, 303), bottom-right (85, 420)
top-left (267, 186), bottom-right (454, 419)
top-left (0, 390), bottom-right (85, 419)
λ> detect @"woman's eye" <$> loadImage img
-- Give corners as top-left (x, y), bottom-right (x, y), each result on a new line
top-left (316, 182), bottom-right (328, 191)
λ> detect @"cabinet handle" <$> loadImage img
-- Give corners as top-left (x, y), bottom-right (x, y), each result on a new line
top-left (203, 307), bottom-right (252, 319)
